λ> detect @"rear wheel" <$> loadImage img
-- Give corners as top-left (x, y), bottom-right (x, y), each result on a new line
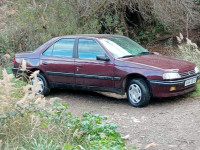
top-left (31, 73), bottom-right (50, 96)
top-left (126, 78), bottom-right (150, 107)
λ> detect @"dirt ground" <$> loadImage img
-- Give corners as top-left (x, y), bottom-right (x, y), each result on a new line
top-left (48, 89), bottom-right (200, 150)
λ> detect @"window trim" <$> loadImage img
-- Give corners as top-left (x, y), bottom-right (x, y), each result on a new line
top-left (42, 44), bottom-right (54, 56)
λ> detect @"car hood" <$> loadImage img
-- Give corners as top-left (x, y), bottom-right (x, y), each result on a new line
top-left (116, 54), bottom-right (195, 72)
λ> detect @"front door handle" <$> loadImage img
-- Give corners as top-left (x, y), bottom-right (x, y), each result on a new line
top-left (76, 65), bottom-right (83, 71)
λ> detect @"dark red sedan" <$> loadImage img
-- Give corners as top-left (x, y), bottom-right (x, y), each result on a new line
top-left (12, 34), bottom-right (200, 107)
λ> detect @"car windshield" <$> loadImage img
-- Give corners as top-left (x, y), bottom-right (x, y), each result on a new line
top-left (99, 37), bottom-right (150, 58)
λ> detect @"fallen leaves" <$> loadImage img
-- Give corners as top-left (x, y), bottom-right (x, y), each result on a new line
top-left (145, 142), bottom-right (158, 149)
top-left (122, 134), bottom-right (130, 140)
top-left (131, 117), bottom-right (141, 123)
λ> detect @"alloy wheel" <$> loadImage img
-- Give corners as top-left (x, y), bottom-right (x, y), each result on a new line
top-left (128, 84), bottom-right (142, 103)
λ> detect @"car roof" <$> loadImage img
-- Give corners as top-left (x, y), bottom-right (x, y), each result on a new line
top-left (33, 34), bottom-right (124, 54)
top-left (58, 34), bottom-right (124, 39)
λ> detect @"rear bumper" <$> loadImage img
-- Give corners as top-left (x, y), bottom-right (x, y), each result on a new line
top-left (12, 68), bottom-right (29, 76)
top-left (149, 73), bottom-right (200, 97)
top-left (12, 68), bottom-right (18, 75)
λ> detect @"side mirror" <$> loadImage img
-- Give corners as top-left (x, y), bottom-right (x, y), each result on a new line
top-left (96, 55), bottom-right (110, 61)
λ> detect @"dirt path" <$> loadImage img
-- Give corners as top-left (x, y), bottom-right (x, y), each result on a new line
top-left (48, 89), bottom-right (200, 150)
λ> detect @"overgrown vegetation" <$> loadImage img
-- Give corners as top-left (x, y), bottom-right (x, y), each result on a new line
top-left (2, 0), bottom-right (126, 54)
top-left (134, 19), bottom-right (170, 44)
top-left (175, 33), bottom-right (200, 97)
top-left (3, 0), bottom-right (100, 54)
top-left (0, 69), bottom-right (128, 150)
top-left (176, 33), bottom-right (200, 69)
top-left (0, 0), bottom-right (200, 56)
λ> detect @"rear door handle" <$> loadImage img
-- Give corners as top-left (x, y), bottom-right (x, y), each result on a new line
top-left (42, 61), bottom-right (48, 65)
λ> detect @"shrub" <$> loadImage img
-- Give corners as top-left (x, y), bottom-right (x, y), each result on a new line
top-left (176, 33), bottom-right (200, 98)
top-left (176, 33), bottom-right (200, 69)
top-left (0, 69), bottom-right (127, 150)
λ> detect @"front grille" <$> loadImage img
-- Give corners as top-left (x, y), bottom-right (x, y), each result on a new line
top-left (179, 70), bottom-right (196, 78)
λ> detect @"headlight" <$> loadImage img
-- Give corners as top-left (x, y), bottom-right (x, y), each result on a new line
top-left (195, 66), bottom-right (199, 74)
top-left (163, 73), bottom-right (181, 80)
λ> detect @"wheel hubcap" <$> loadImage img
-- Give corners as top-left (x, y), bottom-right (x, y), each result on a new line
top-left (31, 77), bottom-right (44, 94)
top-left (128, 84), bottom-right (142, 103)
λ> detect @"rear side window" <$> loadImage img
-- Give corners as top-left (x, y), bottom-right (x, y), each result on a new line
top-left (78, 39), bottom-right (105, 60)
top-left (43, 39), bottom-right (75, 57)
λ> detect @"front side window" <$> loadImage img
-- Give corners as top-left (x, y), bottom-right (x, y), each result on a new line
top-left (78, 39), bottom-right (105, 60)
top-left (43, 39), bottom-right (75, 57)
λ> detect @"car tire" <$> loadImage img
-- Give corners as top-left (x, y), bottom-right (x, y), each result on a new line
top-left (31, 73), bottom-right (50, 96)
top-left (126, 78), bottom-right (150, 107)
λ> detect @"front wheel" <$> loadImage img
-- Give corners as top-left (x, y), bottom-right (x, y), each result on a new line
top-left (126, 78), bottom-right (150, 107)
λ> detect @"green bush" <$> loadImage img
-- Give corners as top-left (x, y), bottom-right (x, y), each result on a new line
top-left (0, 69), bottom-right (127, 150)
top-left (0, 99), bottom-right (126, 149)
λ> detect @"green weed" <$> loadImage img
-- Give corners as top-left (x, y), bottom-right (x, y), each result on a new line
top-left (0, 69), bottom-right (128, 150)
top-left (188, 84), bottom-right (200, 98)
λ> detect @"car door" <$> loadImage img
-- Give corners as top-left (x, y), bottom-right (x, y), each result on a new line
top-left (75, 38), bottom-right (114, 88)
top-left (40, 38), bottom-right (76, 84)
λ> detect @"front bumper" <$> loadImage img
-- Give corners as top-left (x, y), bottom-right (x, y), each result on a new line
top-left (149, 73), bottom-right (200, 97)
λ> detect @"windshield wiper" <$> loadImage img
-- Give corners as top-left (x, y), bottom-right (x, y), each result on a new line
top-left (119, 55), bottom-right (136, 58)
top-left (137, 52), bottom-right (153, 56)
top-left (119, 52), bottom-right (152, 58)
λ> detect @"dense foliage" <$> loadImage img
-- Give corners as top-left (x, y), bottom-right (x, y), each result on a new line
top-left (0, 69), bottom-right (128, 150)
top-left (1, 101), bottom-right (125, 149)
top-left (1, 0), bottom-right (200, 57)
top-left (2, 0), bottom-right (126, 54)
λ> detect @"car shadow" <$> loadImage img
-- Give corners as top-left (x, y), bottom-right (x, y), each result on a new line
top-left (48, 88), bottom-right (130, 105)
top-left (48, 88), bottom-right (188, 107)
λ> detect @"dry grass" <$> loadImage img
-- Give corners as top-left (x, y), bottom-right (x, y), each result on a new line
top-left (0, 66), bottom-right (54, 149)
top-left (176, 33), bottom-right (200, 68)
top-left (0, 58), bottom-right (46, 117)
top-left (174, 33), bottom-right (200, 97)
top-left (0, 69), bottom-right (15, 117)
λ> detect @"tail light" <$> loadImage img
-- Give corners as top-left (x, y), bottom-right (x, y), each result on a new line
top-left (13, 59), bottom-right (16, 63)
